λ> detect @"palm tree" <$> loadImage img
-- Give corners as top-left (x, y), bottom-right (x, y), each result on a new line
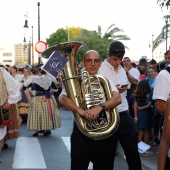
top-left (103, 24), bottom-right (131, 42)
top-left (98, 24), bottom-right (130, 50)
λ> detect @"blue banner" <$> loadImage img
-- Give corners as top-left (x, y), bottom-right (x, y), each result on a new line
top-left (42, 50), bottom-right (68, 78)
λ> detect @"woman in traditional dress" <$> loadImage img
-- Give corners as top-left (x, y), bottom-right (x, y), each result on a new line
top-left (27, 68), bottom-right (61, 136)
top-left (10, 66), bottom-right (29, 122)
top-left (0, 66), bottom-right (21, 163)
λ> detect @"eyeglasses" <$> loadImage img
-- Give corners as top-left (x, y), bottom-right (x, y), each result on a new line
top-left (85, 59), bottom-right (101, 65)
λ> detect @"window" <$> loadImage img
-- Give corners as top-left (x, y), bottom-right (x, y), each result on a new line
top-left (3, 53), bottom-right (12, 57)
top-left (3, 60), bottom-right (12, 62)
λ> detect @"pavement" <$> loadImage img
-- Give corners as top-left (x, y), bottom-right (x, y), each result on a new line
top-left (119, 142), bottom-right (159, 170)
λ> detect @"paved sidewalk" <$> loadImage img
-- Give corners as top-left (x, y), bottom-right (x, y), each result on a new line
top-left (119, 144), bottom-right (159, 170)
top-left (140, 144), bottom-right (158, 170)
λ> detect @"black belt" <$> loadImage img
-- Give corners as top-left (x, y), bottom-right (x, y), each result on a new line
top-left (119, 110), bottom-right (129, 114)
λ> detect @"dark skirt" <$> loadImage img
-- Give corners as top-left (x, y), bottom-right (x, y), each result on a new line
top-left (137, 109), bottom-right (153, 130)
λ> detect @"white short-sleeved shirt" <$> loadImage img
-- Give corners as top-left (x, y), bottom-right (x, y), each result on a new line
top-left (153, 69), bottom-right (170, 101)
top-left (127, 67), bottom-right (140, 89)
top-left (98, 59), bottom-right (129, 112)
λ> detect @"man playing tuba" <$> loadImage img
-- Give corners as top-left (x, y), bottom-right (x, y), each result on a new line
top-left (59, 50), bottom-right (121, 170)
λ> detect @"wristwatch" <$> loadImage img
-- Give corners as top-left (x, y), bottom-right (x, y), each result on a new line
top-left (126, 72), bottom-right (129, 75)
top-left (100, 103), bottom-right (105, 111)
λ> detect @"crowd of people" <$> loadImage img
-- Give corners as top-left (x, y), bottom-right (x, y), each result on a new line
top-left (0, 64), bottom-right (62, 162)
top-left (0, 40), bottom-right (170, 170)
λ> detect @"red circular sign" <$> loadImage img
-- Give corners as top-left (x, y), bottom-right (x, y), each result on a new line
top-left (35, 41), bottom-right (47, 54)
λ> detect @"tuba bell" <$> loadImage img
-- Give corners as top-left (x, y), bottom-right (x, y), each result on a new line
top-left (42, 42), bottom-right (120, 140)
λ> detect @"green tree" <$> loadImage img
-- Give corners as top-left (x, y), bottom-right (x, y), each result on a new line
top-left (72, 29), bottom-right (109, 63)
top-left (103, 24), bottom-right (131, 42)
top-left (157, 0), bottom-right (170, 9)
top-left (98, 24), bottom-right (130, 50)
top-left (68, 27), bottom-right (83, 40)
top-left (46, 28), bottom-right (67, 47)
top-left (46, 24), bottom-right (130, 63)
top-left (46, 27), bottom-right (83, 47)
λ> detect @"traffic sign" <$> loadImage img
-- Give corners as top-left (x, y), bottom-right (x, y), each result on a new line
top-left (35, 41), bottom-right (47, 54)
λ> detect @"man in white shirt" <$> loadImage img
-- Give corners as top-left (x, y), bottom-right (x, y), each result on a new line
top-left (153, 53), bottom-right (170, 169)
top-left (123, 57), bottom-right (140, 100)
top-left (60, 50), bottom-right (122, 170)
top-left (123, 57), bottom-right (140, 85)
top-left (0, 66), bottom-right (21, 163)
top-left (99, 41), bottom-right (142, 170)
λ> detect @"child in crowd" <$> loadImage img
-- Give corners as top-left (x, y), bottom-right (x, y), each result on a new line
top-left (138, 66), bottom-right (147, 80)
top-left (134, 79), bottom-right (153, 148)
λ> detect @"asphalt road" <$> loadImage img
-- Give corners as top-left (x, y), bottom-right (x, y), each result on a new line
top-left (0, 108), bottom-right (129, 170)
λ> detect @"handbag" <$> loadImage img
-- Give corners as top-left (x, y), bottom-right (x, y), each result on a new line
top-left (0, 106), bottom-right (11, 126)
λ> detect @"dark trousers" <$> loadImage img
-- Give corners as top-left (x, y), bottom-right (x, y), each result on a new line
top-left (71, 111), bottom-right (142, 170)
top-left (71, 124), bottom-right (117, 170)
top-left (114, 111), bottom-right (142, 170)
top-left (165, 156), bottom-right (170, 170)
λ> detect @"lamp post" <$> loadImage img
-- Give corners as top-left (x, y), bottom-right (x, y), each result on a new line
top-left (163, 15), bottom-right (170, 52)
top-left (67, 26), bottom-right (69, 42)
top-left (152, 34), bottom-right (154, 59)
top-left (165, 18), bottom-right (168, 51)
top-left (37, 2), bottom-right (41, 65)
top-left (23, 13), bottom-right (34, 66)
top-left (28, 37), bottom-right (31, 65)
top-left (32, 26), bottom-right (34, 65)
top-left (23, 14), bottom-right (31, 65)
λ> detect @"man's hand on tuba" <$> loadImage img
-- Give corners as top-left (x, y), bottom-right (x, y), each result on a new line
top-left (84, 106), bottom-right (102, 120)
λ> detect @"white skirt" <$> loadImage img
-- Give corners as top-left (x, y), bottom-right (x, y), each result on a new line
top-left (0, 126), bottom-right (7, 140)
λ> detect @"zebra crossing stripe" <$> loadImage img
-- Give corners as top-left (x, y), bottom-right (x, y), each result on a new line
top-left (61, 137), bottom-right (93, 169)
top-left (13, 137), bottom-right (47, 169)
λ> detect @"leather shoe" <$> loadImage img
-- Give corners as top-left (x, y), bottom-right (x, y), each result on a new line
top-left (33, 132), bottom-right (38, 137)
top-left (44, 131), bottom-right (48, 137)
top-left (3, 144), bottom-right (8, 149)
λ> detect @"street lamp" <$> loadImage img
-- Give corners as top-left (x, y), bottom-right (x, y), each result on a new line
top-left (163, 15), bottom-right (170, 51)
top-left (149, 34), bottom-right (154, 59)
top-left (23, 14), bottom-right (34, 66)
top-left (37, 2), bottom-right (41, 65)
top-left (67, 26), bottom-right (69, 42)
top-left (32, 26), bottom-right (34, 65)
top-left (23, 14), bottom-right (31, 65)
top-left (37, 2), bottom-right (40, 41)
top-left (28, 37), bottom-right (31, 65)
top-left (165, 18), bottom-right (168, 51)
top-left (152, 34), bottom-right (154, 59)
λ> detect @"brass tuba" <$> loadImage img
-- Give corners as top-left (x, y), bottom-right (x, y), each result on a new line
top-left (42, 42), bottom-right (119, 140)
